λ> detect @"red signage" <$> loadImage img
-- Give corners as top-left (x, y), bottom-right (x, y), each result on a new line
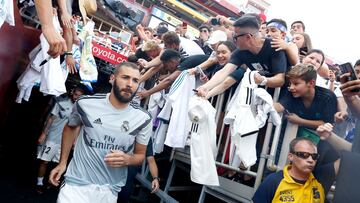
top-left (92, 42), bottom-right (128, 64)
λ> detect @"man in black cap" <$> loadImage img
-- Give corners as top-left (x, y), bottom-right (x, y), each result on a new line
top-left (154, 26), bottom-right (169, 43)
top-left (194, 24), bottom-right (213, 55)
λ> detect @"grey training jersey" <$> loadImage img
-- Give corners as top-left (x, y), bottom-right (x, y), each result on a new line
top-left (46, 97), bottom-right (74, 144)
top-left (64, 94), bottom-right (152, 192)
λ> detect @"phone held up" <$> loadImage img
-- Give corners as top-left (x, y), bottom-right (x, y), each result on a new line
top-left (210, 18), bottom-right (221, 26)
top-left (339, 62), bottom-right (360, 92)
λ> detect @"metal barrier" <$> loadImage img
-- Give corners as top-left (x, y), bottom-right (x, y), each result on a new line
top-left (158, 85), bottom-right (300, 203)
top-left (135, 160), bottom-right (179, 203)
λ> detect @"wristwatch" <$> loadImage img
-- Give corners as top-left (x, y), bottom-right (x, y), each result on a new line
top-left (153, 177), bottom-right (160, 182)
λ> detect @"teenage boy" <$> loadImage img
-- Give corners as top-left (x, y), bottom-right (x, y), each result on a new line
top-left (266, 18), bottom-right (299, 66)
top-left (290, 20), bottom-right (305, 35)
top-left (274, 63), bottom-right (339, 165)
top-left (274, 63), bottom-right (337, 128)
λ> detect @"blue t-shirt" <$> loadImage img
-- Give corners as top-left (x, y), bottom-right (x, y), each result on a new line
top-left (279, 86), bottom-right (338, 125)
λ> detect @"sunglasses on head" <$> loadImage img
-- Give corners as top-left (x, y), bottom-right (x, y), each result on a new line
top-left (292, 151), bottom-right (320, 161)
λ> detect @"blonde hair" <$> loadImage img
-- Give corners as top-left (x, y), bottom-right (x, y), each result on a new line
top-left (287, 63), bottom-right (317, 82)
top-left (141, 40), bottom-right (160, 52)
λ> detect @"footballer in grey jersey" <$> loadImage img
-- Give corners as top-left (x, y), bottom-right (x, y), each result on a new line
top-left (65, 94), bottom-right (152, 192)
top-left (49, 62), bottom-right (152, 202)
top-left (36, 88), bottom-right (84, 194)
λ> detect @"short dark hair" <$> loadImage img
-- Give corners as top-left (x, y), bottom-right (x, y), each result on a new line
top-left (218, 41), bottom-right (237, 52)
top-left (291, 21), bottom-right (306, 31)
top-left (73, 85), bottom-right (86, 94)
top-left (289, 137), bottom-right (316, 153)
top-left (306, 49), bottom-right (325, 66)
top-left (267, 18), bottom-right (288, 31)
top-left (287, 63), bottom-right (317, 82)
top-left (160, 49), bottom-right (181, 62)
top-left (243, 13), bottom-right (262, 26)
top-left (233, 15), bottom-right (260, 30)
top-left (127, 54), bottom-right (138, 63)
top-left (355, 59), bottom-right (360, 67)
top-left (162, 31), bottom-right (181, 46)
top-left (114, 62), bottom-right (139, 75)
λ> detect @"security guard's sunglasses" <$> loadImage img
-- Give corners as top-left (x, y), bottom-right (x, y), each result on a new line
top-left (292, 151), bottom-right (320, 161)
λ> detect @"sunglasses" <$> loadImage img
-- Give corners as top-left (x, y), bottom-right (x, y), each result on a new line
top-left (292, 151), bottom-right (320, 161)
top-left (233, 32), bottom-right (253, 41)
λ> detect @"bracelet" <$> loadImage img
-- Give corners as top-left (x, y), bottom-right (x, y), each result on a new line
top-left (153, 177), bottom-right (160, 181)
top-left (195, 66), bottom-right (201, 73)
top-left (64, 52), bottom-right (73, 56)
top-left (260, 76), bottom-right (268, 86)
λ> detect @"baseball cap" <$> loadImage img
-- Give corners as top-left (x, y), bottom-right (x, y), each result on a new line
top-left (198, 24), bottom-right (211, 31)
top-left (206, 30), bottom-right (227, 45)
top-left (259, 13), bottom-right (267, 23)
top-left (156, 26), bottom-right (169, 36)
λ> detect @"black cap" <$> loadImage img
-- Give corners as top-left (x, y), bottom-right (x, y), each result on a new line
top-left (156, 26), bottom-right (169, 36)
top-left (198, 24), bottom-right (211, 31)
top-left (234, 15), bottom-right (260, 29)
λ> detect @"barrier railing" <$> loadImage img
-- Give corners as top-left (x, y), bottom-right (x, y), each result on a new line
top-left (157, 82), bottom-right (299, 202)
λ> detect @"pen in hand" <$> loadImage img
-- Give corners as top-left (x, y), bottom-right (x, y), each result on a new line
top-left (39, 56), bottom-right (52, 66)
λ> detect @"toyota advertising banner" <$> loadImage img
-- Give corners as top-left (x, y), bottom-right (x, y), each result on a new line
top-left (92, 42), bottom-right (128, 64)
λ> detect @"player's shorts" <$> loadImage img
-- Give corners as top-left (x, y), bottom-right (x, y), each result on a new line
top-left (57, 183), bottom-right (117, 203)
top-left (37, 141), bottom-right (61, 163)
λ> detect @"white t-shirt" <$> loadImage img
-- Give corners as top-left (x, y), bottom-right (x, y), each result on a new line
top-left (179, 37), bottom-right (204, 57)
top-left (316, 74), bottom-right (342, 97)
top-left (0, 0), bottom-right (15, 28)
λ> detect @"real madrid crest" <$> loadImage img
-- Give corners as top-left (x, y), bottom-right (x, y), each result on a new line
top-left (121, 121), bottom-right (130, 132)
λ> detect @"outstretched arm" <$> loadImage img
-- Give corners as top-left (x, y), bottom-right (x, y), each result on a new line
top-left (34, 0), bottom-right (67, 57)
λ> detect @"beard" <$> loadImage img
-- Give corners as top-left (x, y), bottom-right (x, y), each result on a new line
top-left (113, 79), bottom-right (136, 103)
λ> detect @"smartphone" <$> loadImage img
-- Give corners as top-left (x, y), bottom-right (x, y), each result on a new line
top-left (339, 62), bottom-right (360, 92)
top-left (196, 66), bottom-right (206, 78)
top-left (210, 18), bottom-right (221, 26)
top-left (339, 62), bottom-right (358, 80)
top-left (283, 109), bottom-right (290, 116)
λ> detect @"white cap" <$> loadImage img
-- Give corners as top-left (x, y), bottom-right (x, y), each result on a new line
top-left (206, 30), bottom-right (227, 45)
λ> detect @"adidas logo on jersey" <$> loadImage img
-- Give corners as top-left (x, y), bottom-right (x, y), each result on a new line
top-left (93, 118), bottom-right (102, 125)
